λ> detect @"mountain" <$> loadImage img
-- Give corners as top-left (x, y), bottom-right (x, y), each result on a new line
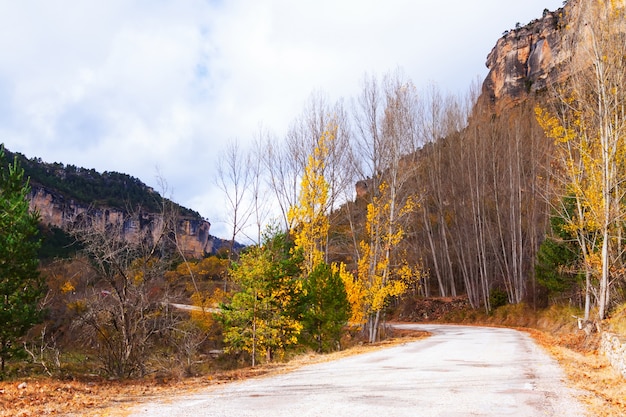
top-left (2, 147), bottom-right (233, 259)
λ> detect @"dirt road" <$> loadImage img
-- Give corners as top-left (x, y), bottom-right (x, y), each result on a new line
top-left (127, 324), bottom-right (586, 416)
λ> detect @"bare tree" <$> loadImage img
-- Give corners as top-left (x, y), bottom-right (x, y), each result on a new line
top-left (263, 130), bottom-right (302, 231)
top-left (264, 91), bottom-right (355, 241)
top-left (246, 128), bottom-right (274, 245)
top-left (67, 205), bottom-right (178, 377)
top-left (216, 138), bottom-right (253, 257)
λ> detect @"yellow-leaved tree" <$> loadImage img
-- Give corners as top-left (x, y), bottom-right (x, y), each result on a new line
top-left (535, 0), bottom-right (626, 321)
top-left (348, 71), bottom-right (422, 341)
top-left (288, 128), bottom-right (331, 274)
top-left (351, 181), bottom-right (418, 342)
top-left (288, 124), bottom-right (351, 351)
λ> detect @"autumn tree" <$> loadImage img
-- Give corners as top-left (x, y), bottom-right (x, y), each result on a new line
top-left (349, 72), bottom-right (421, 341)
top-left (220, 229), bottom-right (302, 366)
top-left (288, 126), bottom-right (351, 350)
top-left (536, 1), bottom-right (626, 320)
top-left (0, 146), bottom-right (44, 373)
top-left (289, 128), bottom-right (332, 273)
top-left (353, 182), bottom-right (417, 342)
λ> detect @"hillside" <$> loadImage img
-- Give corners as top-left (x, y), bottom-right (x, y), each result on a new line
top-left (1, 146), bottom-right (238, 259)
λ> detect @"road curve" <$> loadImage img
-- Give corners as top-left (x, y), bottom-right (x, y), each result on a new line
top-left (128, 324), bottom-right (586, 417)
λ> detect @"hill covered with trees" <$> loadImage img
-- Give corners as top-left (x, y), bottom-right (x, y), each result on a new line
top-left (3, 148), bottom-right (200, 217)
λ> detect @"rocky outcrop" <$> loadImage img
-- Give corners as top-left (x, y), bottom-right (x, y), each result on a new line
top-left (479, 0), bottom-right (623, 112)
top-left (601, 332), bottom-right (626, 379)
top-left (480, 4), bottom-right (569, 111)
top-left (29, 185), bottom-right (213, 258)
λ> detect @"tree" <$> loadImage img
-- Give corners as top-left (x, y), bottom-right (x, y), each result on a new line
top-left (352, 182), bottom-right (417, 343)
top-left (0, 145), bottom-right (44, 373)
top-left (301, 262), bottom-right (350, 352)
top-left (350, 72), bottom-right (421, 341)
top-left (220, 229), bottom-right (303, 366)
top-left (216, 138), bottom-right (253, 258)
top-left (535, 203), bottom-right (583, 303)
top-left (263, 92), bottom-right (353, 233)
top-left (535, 0), bottom-right (626, 320)
top-left (67, 204), bottom-right (178, 378)
top-left (289, 127), bottom-right (332, 273)
top-left (247, 129), bottom-right (274, 245)
top-left (288, 127), bottom-right (351, 350)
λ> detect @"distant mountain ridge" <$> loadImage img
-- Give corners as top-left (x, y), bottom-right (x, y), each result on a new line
top-left (2, 146), bottom-right (236, 259)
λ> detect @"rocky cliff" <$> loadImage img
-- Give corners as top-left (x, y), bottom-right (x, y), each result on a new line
top-left (29, 185), bottom-right (214, 258)
top-left (479, 0), bottom-right (621, 112)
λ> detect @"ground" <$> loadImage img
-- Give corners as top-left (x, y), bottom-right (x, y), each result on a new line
top-left (1, 307), bottom-right (625, 417)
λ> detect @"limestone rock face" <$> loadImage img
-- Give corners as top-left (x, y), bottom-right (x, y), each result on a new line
top-left (29, 185), bottom-right (213, 258)
top-left (479, 0), bottom-right (609, 112)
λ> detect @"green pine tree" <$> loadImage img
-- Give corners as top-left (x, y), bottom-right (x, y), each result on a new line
top-left (535, 203), bottom-right (583, 302)
top-left (0, 145), bottom-right (44, 373)
top-left (301, 262), bottom-right (350, 352)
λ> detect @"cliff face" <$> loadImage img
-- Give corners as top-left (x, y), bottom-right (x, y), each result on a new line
top-left (479, 0), bottom-right (609, 112)
top-left (29, 185), bottom-right (213, 258)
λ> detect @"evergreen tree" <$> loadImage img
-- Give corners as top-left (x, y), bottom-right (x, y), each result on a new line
top-left (0, 145), bottom-right (44, 373)
top-left (301, 262), bottom-right (350, 352)
top-left (535, 202), bottom-right (583, 303)
top-left (535, 237), bottom-right (580, 299)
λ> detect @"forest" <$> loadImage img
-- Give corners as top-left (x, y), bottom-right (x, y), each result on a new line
top-left (1, 1), bottom-right (626, 382)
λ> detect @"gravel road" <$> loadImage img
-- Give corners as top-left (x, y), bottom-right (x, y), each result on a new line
top-left (127, 324), bottom-right (587, 417)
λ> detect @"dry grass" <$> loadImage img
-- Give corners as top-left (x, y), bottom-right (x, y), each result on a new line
top-left (528, 329), bottom-right (626, 417)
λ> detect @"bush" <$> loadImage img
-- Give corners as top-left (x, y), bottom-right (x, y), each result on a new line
top-left (489, 288), bottom-right (508, 311)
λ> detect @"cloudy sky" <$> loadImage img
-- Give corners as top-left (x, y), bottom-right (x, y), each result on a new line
top-left (0, 0), bottom-right (564, 238)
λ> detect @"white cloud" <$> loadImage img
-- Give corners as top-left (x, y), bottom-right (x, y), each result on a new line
top-left (0, 0), bottom-right (565, 238)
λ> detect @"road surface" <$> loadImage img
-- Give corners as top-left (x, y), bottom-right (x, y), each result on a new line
top-left (127, 324), bottom-right (587, 417)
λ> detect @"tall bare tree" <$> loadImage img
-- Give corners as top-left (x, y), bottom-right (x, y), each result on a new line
top-left (216, 138), bottom-right (253, 257)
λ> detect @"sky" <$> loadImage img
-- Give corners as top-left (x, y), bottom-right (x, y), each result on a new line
top-left (0, 0), bottom-right (565, 239)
